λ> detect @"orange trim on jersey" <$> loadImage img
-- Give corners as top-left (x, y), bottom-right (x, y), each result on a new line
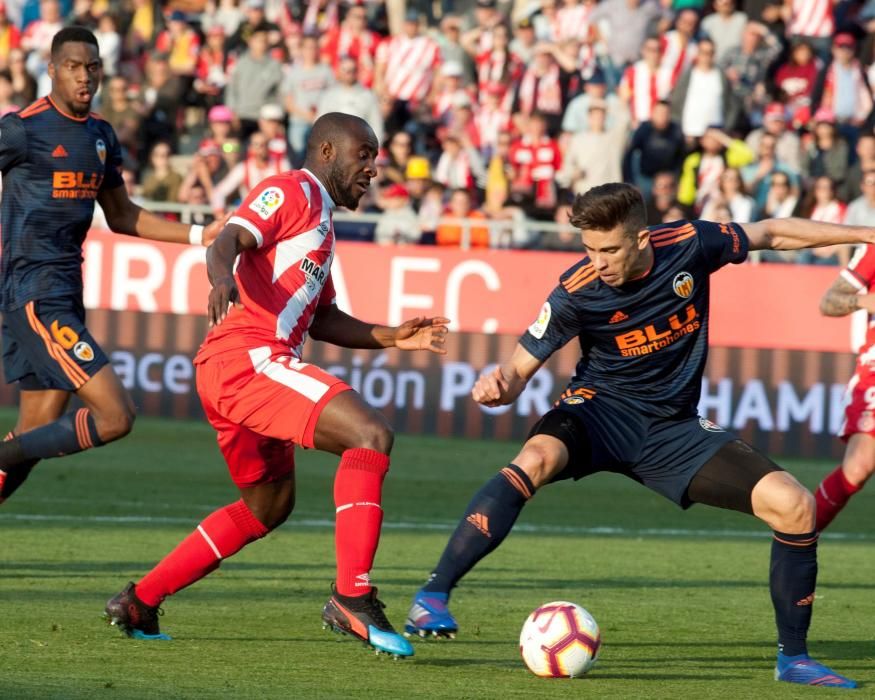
top-left (649, 221), bottom-right (693, 235)
top-left (24, 302), bottom-right (89, 388)
top-left (46, 94), bottom-right (89, 122)
top-left (652, 229), bottom-right (697, 247)
top-left (75, 408), bottom-right (93, 449)
top-left (18, 97), bottom-right (47, 116)
top-left (563, 269), bottom-right (600, 293)
top-left (649, 223), bottom-right (695, 241)
top-left (563, 263), bottom-right (594, 288)
top-left (773, 534), bottom-right (819, 547)
top-left (19, 101), bottom-right (50, 119)
top-left (500, 467), bottom-right (533, 499)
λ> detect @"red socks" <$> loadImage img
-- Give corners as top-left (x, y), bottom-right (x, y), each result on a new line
top-left (333, 448), bottom-right (389, 597)
top-left (815, 465), bottom-right (862, 532)
top-left (136, 500), bottom-right (269, 607)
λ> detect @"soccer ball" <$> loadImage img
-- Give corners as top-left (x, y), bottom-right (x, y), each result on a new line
top-left (519, 601), bottom-right (600, 678)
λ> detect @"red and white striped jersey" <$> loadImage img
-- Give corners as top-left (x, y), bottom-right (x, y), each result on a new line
top-left (842, 244), bottom-right (875, 358)
top-left (476, 50), bottom-right (524, 94)
top-left (509, 136), bottom-right (562, 207)
top-left (811, 200), bottom-right (847, 225)
top-left (621, 60), bottom-right (662, 124)
top-left (787, 0), bottom-right (834, 38)
top-left (475, 103), bottom-right (512, 152)
top-left (376, 34), bottom-right (441, 102)
top-left (657, 30), bottom-right (697, 96)
top-left (198, 169), bottom-right (337, 362)
top-left (556, 2), bottom-right (594, 42)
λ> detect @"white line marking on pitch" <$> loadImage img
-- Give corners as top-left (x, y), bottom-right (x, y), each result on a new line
top-left (0, 512), bottom-right (871, 541)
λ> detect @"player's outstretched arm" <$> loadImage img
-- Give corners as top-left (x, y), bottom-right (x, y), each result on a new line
top-left (741, 217), bottom-right (875, 251)
top-left (309, 305), bottom-right (450, 354)
top-left (205, 222), bottom-right (258, 326)
top-left (819, 274), bottom-right (875, 317)
top-left (472, 343), bottom-right (544, 408)
top-left (97, 185), bottom-right (224, 246)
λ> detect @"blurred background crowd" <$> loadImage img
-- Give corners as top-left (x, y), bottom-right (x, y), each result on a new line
top-left (3, 0), bottom-right (875, 259)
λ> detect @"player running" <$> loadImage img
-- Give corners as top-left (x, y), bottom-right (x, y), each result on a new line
top-left (0, 27), bottom-right (222, 504)
top-left (406, 183), bottom-right (862, 688)
top-left (814, 241), bottom-right (875, 530)
top-left (104, 113), bottom-right (448, 659)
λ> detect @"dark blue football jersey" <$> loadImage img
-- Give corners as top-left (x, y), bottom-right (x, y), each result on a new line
top-left (0, 96), bottom-right (124, 311)
top-left (520, 220), bottom-right (749, 418)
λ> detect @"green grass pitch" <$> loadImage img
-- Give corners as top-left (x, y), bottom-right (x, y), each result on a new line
top-left (1, 409), bottom-right (873, 699)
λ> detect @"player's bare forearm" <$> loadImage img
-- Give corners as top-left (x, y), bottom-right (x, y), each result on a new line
top-left (743, 218), bottom-right (875, 251)
top-left (473, 344), bottom-right (544, 407)
top-left (205, 224), bottom-right (256, 326)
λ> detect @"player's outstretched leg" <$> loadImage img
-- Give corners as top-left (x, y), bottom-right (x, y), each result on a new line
top-left (406, 462), bottom-right (536, 639)
top-left (752, 471), bottom-right (857, 689)
top-left (815, 433), bottom-right (875, 531)
top-left (313, 393), bottom-right (413, 657)
top-left (104, 497), bottom-right (272, 640)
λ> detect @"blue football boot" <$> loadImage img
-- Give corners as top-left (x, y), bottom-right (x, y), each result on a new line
top-left (322, 584), bottom-right (414, 659)
top-left (775, 652), bottom-right (857, 689)
top-left (404, 590), bottom-right (458, 639)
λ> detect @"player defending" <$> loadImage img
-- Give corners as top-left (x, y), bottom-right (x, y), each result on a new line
top-left (0, 27), bottom-right (222, 504)
top-left (814, 243), bottom-right (875, 530)
top-left (406, 183), bottom-right (862, 688)
top-left (104, 113), bottom-right (448, 659)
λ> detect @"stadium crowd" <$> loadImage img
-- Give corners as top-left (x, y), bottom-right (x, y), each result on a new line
top-left (3, 0), bottom-right (875, 259)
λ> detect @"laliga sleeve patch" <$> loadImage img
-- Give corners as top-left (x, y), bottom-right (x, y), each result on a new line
top-left (528, 302), bottom-right (551, 339)
top-left (249, 186), bottom-right (285, 220)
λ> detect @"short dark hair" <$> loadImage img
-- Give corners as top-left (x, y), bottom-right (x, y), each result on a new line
top-left (51, 26), bottom-right (99, 59)
top-left (570, 183), bottom-right (646, 238)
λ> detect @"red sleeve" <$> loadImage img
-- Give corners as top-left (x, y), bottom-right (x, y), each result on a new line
top-left (844, 244), bottom-right (875, 291)
top-left (318, 272), bottom-right (336, 306)
top-left (227, 176), bottom-right (306, 249)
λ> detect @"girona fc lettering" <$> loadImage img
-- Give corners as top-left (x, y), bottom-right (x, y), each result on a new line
top-left (614, 303), bottom-right (700, 356)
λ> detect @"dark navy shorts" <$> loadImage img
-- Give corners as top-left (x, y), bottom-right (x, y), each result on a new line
top-left (529, 392), bottom-right (737, 508)
top-left (2, 298), bottom-right (108, 392)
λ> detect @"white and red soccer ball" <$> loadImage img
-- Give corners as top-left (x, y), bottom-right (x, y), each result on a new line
top-left (519, 601), bottom-right (601, 678)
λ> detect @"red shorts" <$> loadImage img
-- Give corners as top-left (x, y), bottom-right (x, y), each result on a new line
top-left (840, 368), bottom-right (875, 440)
top-left (196, 347), bottom-right (350, 488)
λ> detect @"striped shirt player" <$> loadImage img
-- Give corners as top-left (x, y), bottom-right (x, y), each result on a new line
top-left (0, 28), bottom-right (217, 507)
top-left (107, 114), bottom-right (449, 653)
top-left (407, 183), bottom-right (867, 688)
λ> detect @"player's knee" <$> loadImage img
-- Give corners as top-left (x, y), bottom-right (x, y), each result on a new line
top-left (515, 440), bottom-right (565, 488)
top-left (261, 493), bottom-right (295, 530)
top-left (349, 414), bottom-right (394, 454)
top-left (94, 405), bottom-right (136, 443)
top-left (774, 486), bottom-right (816, 533)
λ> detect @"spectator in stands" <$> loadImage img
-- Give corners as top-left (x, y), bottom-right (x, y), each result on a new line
top-left (678, 126), bottom-right (754, 211)
top-left (672, 38), bottom-right (738, 141)
top-left (557, 98), bottom-right (630, 195)
top-left (100, 75), bottom-right (142, 161)
top-left (0, 68), bottom-right (15, 115)
top-left (203, 0), bottom-right (245, 38)
top-left (140, 53), bottom-right (187, 157)
top-left (783, 0), bottom-right (835, 63)
top-left (701, 0), bottom-right (747, 63)
top-left (562, 70), bottom-right (623, 136)
top-left (374, 183), bottom-right (421, 245)
top-left (657, 8), bottom-right (699, 97)
top-left (471, 21), bottom-right (523, 102)
top-left (435, 14), bottom-right (468, 68)
top-left (590, 0), bottom-right (669, 85)
top-left (156, 11), bottom-right (201, 81)
top-left (742, 131), bottom-right (798, 209)
top-left (798, 175), bottom-right (851, 265)
top-left (701, 167), bottom-right (755, 222)
top-left (194, 24), bottom-right (233, 109)
top-left (512, 42), bottom-right (569, 135)
top-left (94, 13), bottom-right (121, 78)
top-left (418, 181), bottom-right (446, 243)
top-left (178, 139), bottom-right (229, 206)
top-left (8, 47), bottom-right (34, 107)
top-left (0, 2), bottom-right (21, 71)
top-left (209, 131), bottom-right (290, 214)
top-left (225, 27), bottom-right (283, 141)
top-left (844, 169), bottom-right (875, 227)
top-left (774, 38), bottom-right (820, 128)
top-left (644, 171), bottom-right (689, 226)
top-left (432, 60), bottom-right (472, 126)
top-left (622, 100), bottom-right (686, 195)
top-left (745, 102), bottom-right (801, 175)
top-left (539, 202), bottom-right (584, 251)
top-left (374, 10), bottom-right (441, 134)
top-left (436, 188), bottom-right (490, 248)
top-left (140, 141), bottom-right (184, 204)
top-left (618, 37), bottom-right (664, 128)
top-left (762, 171), bottom-right (799, 219)
top-left (317, 56), bottom-right (384, 144)
top-left (475, 81), bottom-right (512, 157)
top-left (812, 33), bottom-right (873, 142)
top-left (509, 111), bottom-right (562, 219)
top-left (434, 131), bottom-right (487, 190)
top-left (226, 0), bottom-right (280, 56)
top-left (801, 109), bottom-right (850, 190)
top-left (256, 103), bottom-right (289, 166)
top-left (404, 155), bottom-right (432, 211)
top-left (510, 16), bottom-right (536, 65)
top-left (844, 133), bottom-right (875, 202)
top-left (319, 2), bottom-right (380, 88)
top-left (204, 104), bottom-right (238, 152)
top-left (380, 130), bottom-right (415, 186)
top-left (720, 21), bottom-right (782, 125)
top-left (462, 0), bottom-right (503, 60)
top-left (22, 0), bottom-right (63, 94)
top-left (281, 32), bottom-right (333, 165)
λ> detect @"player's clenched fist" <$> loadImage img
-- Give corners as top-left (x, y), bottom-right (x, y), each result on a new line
top-left (472, 366), bottom-right (511, 407)
top-left (207, 276), bottom-right (242, 327)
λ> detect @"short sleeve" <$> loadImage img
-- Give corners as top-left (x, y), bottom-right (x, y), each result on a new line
top-left (318, 271), bottom-right (336, 306)
top-left (518, 284), bottom-right (583, 361)
top-left (0, 115), bottom-right (27, 172)
top-left (694, 219), bottom-right (749, 272)
top-left (227, 176), bottom-right (304, 249)
top-left (100, 126), bottom-right (124, 191)
top-left (842, 244), bottom-right (875, 291)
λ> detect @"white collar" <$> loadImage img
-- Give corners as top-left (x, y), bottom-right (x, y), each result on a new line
top-left (301, 168), bottom-right (336, 210)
